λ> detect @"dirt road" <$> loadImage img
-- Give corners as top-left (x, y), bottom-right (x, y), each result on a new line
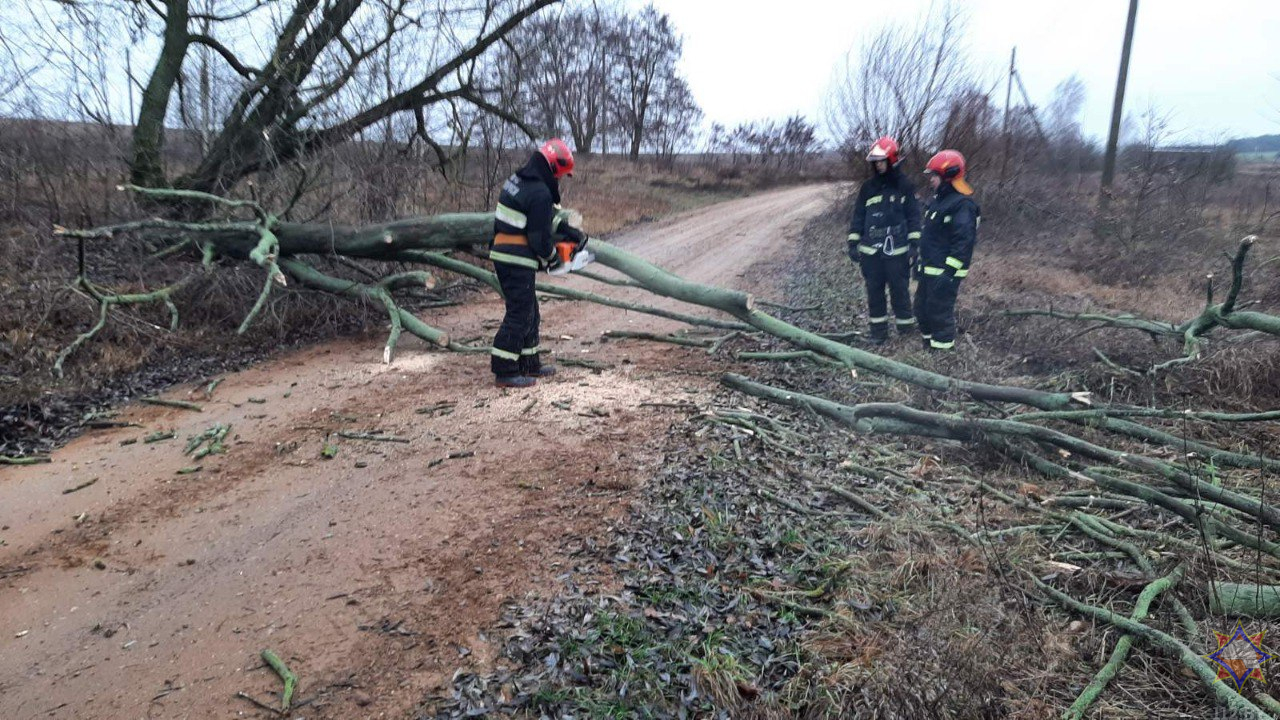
top-left (0, 184), bottom-right (839, 719)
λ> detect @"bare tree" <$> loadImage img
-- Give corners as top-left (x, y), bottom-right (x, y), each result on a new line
top-left (20, 0), bottom-right (559, 205)
top-left (1046, 75), bottom-right (1087, 144)
top-left (613, 4), bottom-right (681, 160)
top-left (647, 74), bottom-right (701, 163)
top-left (510, 4), bottom-right (618, 153)
top-left (824, 2), bottom-right (970, 165)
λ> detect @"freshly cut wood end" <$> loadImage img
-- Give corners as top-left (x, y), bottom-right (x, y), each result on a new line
top-left (383, 347), bottom-right (393, 364)
top-left (1043, 560), bottom-right (1083, 575)
top-left (1070, 391), bottom-right (1093, 406)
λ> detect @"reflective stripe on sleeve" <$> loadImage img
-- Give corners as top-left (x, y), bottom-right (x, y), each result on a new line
top-left (848, 233), bottom-right (861, 241)
top-left (865, 195), bottom-right (884, 206)
top-left (489, 251), bottom-right (539, 269)
top-left (494, 203), bottom-right (527, 228)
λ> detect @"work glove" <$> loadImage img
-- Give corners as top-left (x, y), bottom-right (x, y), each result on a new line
top-left (541, 250), bottom-right (562, 273)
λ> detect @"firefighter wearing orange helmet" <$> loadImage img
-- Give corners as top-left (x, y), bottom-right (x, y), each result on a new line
top-left (847, 136), bottom-right (922, 344)
top-left (915, 149), bottom-right (980, 351)
top-left (489, 138), bottom-right (588, 387)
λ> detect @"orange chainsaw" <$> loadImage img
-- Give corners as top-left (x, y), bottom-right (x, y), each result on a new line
top-left (547, 233), bottom-right (594, 276)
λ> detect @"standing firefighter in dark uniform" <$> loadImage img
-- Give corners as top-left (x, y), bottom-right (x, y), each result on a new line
top-left (915, 149), bottom-right (979, 351)
top-left (489, 138), bottom-right (587, 388)
top-left (847, 136), bottom-right (922, 344)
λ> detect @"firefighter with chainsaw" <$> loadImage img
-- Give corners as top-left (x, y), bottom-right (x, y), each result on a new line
top-left (915, 149), bottom-right (980, 351)
top-left (847, 136), bottom-right (922, 344)
top-left (489, 138), bottom-right (590, 388)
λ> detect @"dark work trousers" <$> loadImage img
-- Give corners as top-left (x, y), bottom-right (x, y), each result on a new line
top-left (491, 261), bottom-right (541, 376)
top-left (859, 253), bottom-right (914, 338)
top-left (914, 274), bottom-right (962, 349)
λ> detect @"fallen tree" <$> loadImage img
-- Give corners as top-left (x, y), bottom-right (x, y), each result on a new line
top-left (49, 186), bottom-right (1280, 716)
top-left (1006, 236), bottom-right (1280, 374)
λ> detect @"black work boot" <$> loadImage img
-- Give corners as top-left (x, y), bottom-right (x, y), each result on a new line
top-left (867, 324), bottom-right (889, 346)
top-left (495, 375), bottom-right (536, 389)
top-left (521, 355), bottom-right (557, 378)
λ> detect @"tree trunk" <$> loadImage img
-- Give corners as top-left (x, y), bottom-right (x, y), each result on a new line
top-left (1209, 583), bottom-right (1280, 618)
top-left (131, 0), bottom-right (191, 188)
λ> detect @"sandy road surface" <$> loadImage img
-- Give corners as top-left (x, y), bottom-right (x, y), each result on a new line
top-left (0, 184), bottom-right (839, 719)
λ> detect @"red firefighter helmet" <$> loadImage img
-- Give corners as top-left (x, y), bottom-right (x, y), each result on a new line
top-left (539, 138), bottom-right (575, 179)
top-left (865, 136), bottom-right (900, 165)
top-left (924, 149), bottom-right (973, 195)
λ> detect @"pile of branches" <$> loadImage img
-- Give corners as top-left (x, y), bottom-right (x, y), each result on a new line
top-left (51, 186), bottom-right (1280, 716)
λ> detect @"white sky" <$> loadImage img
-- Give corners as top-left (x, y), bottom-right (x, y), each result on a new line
top-left (636, 0), bottom-right (1280, 143)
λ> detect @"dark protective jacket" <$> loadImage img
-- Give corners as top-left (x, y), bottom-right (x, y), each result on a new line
top-left (848, 166), bottom-right (922, 258)
top-left (918, 182), bottom-right (980, 279)
top-left (491, 153), bottom-right (582, 269)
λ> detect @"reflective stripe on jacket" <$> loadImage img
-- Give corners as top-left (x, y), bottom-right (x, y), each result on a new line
top-left (918, 182), bottom-right (980, 278)
top-left (848, 166), bottom-right (922, 257)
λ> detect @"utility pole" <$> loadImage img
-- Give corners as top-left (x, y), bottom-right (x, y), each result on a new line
top-left (126, 47), bottom-right (135, 126)
top-left (1100, 0), bottom-right (1138, 209)
top-left (999, 47), bottom-right (1016, 185)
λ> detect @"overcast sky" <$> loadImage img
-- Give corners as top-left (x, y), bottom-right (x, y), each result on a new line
top-left (636, 0), bottom-right (1279, 144)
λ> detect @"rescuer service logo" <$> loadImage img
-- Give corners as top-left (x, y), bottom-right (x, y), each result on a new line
top-left (1204, 621), bottom-right (1273, 691)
